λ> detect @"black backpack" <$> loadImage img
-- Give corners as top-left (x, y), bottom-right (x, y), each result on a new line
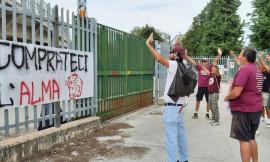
top-left (167, 62), bottom-right (197, 102)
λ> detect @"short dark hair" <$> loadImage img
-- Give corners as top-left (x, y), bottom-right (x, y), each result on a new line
top-left (243, 48), bottom-right (257, 63)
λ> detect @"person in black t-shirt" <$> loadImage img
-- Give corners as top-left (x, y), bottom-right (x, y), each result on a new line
top-left (258, 53), bottom-right (270, 125)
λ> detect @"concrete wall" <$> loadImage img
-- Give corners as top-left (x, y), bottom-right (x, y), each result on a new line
top-left (0, 117), bottom-right (101, 162)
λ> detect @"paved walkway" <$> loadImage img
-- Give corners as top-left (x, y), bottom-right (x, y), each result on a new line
top-left (35, 82), bottom-right (270, 162)
top-left (91, 82), bottom-right (270, 162)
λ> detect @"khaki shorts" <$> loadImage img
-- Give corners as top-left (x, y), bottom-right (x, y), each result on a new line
top-left (262, 92), bottom-right (270, 107)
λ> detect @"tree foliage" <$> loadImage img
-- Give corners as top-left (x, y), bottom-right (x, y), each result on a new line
top-left (182, 0), bottom-right (244, 56)
top-left (250, 0), bottom-right (270, 50)
top-left (130, 24), bottom-right (169, 42)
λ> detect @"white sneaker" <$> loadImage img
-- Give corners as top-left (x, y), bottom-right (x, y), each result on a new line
top-left (265, 118), bottom-right (270, 125)
top-left (261, 117), bottom-right (265, 122)
top-left (211, 122), bottom-right (220, 126)
top-left (209, 121), bottom-right (216, 124)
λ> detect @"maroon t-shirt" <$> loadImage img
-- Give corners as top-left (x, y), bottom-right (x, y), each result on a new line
top-left (230, 63), bottom-right (263, 112)
top-left (196, 64), bottom-right (212, 87)
top-left (208, 74), bottom-right (221, 93)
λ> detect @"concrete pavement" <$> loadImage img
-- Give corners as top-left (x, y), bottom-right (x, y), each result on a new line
top-left (32, 82), bottom-right (270, 162)
top-left (91, 82), bottom-right (270, 162)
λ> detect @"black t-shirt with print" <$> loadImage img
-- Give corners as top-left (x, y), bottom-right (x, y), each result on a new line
top-left (262, 71), bottom-right (270, 92)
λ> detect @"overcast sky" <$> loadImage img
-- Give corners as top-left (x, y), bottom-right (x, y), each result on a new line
top-left (45, 0), bottom-right (253, 44)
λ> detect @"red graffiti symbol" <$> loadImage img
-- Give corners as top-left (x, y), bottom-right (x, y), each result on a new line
top-left (65, 73), bottom-right (83, 99)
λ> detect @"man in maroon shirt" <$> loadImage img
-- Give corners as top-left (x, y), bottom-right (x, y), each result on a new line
top-left (185, 48), bottom-right (222, 119)
top-left (225, 48), bottom-right (263, 162)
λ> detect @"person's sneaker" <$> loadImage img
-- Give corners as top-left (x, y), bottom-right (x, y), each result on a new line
top-left (211, 122), bottom-right (220, 126)
top-left (261, 117), bottom-right (265, 122)
top-left (192, 113), bottom-right (198, 119)
top-left (206, 113), bottom-right (210, 119)
top-left (265, 118), bottom-right (270, 125)
top-left (209, 120), bottom-right (216, 124)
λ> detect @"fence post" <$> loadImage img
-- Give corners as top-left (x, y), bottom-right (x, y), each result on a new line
top-left (4, 109), bottom-right (9, 137)
top-left (25, 106), bottom-right (29, 131)
top-left (93, 19), bottom-right (98, 115)
top-left (154, 41), bottom-right (160, 105)
top-left (1, 0), bottom-right (7, 40)
top-left (15, 107), bottom-right (20, 134)
top-left (53, 5), bottom-right (61, 128)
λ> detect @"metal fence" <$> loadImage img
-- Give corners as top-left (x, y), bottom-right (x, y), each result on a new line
top-left (97, 24), bottom-right (154, 120)
top-left (0, 0), bottom-right (98, 139)
top-left (154, 41), bottom-right (170, 103)
top-left (153, 41), bottom-right (239, 101)
top-left (192, 56), bottom-right (239, 81)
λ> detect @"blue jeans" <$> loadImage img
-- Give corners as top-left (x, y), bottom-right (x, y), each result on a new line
top-left (163, 106), bottom-right (188, 162)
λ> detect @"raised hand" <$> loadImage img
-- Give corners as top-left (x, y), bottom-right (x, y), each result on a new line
top-left (218, 48), bottom-right (222, 55)
top-left (258, 52), bottom-right (263, 58)
top-left (146, 33), bottom-right (154, 46)
top-left (185, 49), bottom-right (188, 55)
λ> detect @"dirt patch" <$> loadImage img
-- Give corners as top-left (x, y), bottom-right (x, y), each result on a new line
top-left (104, 146), bottom-right (150, 160)
top-left (24, 122), bottom-right (149, 162)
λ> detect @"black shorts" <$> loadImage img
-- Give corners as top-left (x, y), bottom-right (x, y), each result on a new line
top-left (196, 87), bottom-right (209, 102)
top-left (230, 111), bottom-right (261, 142)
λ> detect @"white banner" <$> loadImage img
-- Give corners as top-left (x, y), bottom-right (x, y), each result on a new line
top-left (0, 40), bottom-right (94, 108)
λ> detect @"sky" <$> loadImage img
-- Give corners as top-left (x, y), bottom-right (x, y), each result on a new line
top-left (45, 0), bottom-right (253, 45)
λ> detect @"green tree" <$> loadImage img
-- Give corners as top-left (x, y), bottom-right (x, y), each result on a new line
top-left (182, 0), bottom-right (244, 56)
top-left (130, 24), bottom-right (168, 42)
top-left (250, 0), bottom-right (270, 50)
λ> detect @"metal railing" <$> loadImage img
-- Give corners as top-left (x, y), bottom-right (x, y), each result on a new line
top-left (0, 0), bottom-right (155, 139)
top-left (96, 24), bottom-right (154, 120)
top-left (0, 0), bottom-right (98, 139)
top-left (153, 42), bottom-right (239, 101)
top-left (192, 56), bottom-right (239, 81)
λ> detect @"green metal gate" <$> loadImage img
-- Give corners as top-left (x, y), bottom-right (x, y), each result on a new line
top-left (97, 24), bottom-right (154, 120)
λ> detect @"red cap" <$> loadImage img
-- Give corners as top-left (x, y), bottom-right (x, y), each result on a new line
top-left (171, 44), bottom-right (186, 59)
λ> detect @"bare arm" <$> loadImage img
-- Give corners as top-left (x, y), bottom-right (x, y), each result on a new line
top-left (146, 33), bottom-right (169, 68)
top-left (201, 66), bottom-right (210, 75)
top-left (229, 51), bottom-right (240, 66)
top-left (258, 52), bottom-right (270, 71)
top-left (224, 86), bottom-right (244, 100)
top-left (213, 48), bottom-right (222, 66)
top-left (257, 61), bottom-right (264, 71)
top-left (184, 52), bottom-right (209, 74)
top-left (185, 55), bottom-right (198, 66)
